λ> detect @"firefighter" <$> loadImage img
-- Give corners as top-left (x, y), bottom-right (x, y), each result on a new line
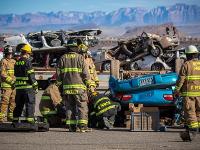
top-left (77, 38), bottom-right (99, 89)
top-left (85, 51), bottom-right (99, 88)
top-left (0, 45), bottom-right (16, 122)
top-left (174, 45), bottom-right (200, 140)
top-left (89, 92), bottom-right (120, 129)
top-left (13, 44), bottom-right (38, 123)
top-left (57, 40), bottom-right (94, 132)
top-left (39, 74), bottom-right (66, 127)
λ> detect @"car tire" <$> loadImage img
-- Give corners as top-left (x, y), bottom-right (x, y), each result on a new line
top-left (150, 45), bottom-right (163, 57)
top-left (151, 62), bottom-right (165, 71)
top-left (128, 62), bottom-right (139, 70)
top-left (102, 62), bottom-right (111, 71)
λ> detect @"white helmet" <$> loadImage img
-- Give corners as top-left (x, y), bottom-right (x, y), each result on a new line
top-left (185, 45), bottom-right (199, 54)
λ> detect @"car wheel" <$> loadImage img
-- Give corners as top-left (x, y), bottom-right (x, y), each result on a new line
top-left (128, 62), bottom-right (139, 70)
top-left (150, 45), bottom-right (163, 57)
top-left (102, 62), bottom-right (111, 71)
top-left (151, 62), bottom-right (165, 71)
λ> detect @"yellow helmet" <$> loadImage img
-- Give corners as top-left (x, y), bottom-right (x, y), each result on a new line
top-left (78, 44), bottom-right (88, 53)
top-left (185, 45), bottom-right (199, 54)
top-left (21, 44), bottom-right (32, 54)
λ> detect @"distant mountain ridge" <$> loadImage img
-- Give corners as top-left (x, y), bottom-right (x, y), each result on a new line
top-left (0, 3), bottom-right (200, 33)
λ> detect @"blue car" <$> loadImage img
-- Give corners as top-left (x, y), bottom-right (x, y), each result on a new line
top-left (109, 73), bottom-right (178, 106)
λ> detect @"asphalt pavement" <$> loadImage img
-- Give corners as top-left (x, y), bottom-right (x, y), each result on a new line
top-left (0, 91), bottom-right (200, 150)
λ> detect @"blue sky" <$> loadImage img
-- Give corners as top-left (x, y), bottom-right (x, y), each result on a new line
top-left (0, 0), bottom-right (199, 14)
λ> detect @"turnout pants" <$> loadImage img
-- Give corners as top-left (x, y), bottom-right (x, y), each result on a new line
top-left (63, 93), bottom-right (88, 127)
top-left (0, 88), bottom-right (16, 121)
top-left (183, 96), bottom-right (200, 128)
top-left (13, 89), bottom-right (35, 119)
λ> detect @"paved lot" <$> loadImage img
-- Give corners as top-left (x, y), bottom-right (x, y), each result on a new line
top-left (0, 128), bottom-right (200, 150)
top-left (0, 91), bottom-right (200, 150)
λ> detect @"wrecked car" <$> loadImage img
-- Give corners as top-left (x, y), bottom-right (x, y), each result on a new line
top-left (4, 29), bottom-right (102, 51)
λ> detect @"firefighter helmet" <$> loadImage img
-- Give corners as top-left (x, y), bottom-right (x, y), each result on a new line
top-left (4, 45), bottom-right (13, 54)
top-left (78, 44), bottom-right (88, 53)
top-left (185, 45), bottom-right (199, 54)
top-left (20, 44), bottom-right (32, 54)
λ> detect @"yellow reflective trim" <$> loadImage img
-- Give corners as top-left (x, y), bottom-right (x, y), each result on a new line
top-left (16, 77), bottom-right (29, 80)
top-left (8, 113), bottom-right (13, 118)
top-left (7, 70), bottom-right (14, 75)
top-left (63, 84), bottom-right (86, 90)
top-left (78, 119), bottom-right (88, 125)
top-left (41, 110), bottom-right (57, 115)
top-left (96, 105), bottom-right (116, 116)
top-left (26, 117), bottom-right (35, 123)
top-left (15, 61), bottom-right (25, 66)
top-left (60, 68), bottom-right (82, 73)
top-left (41, 96), bottom-right (51, 100)
top-left (181, 92), bottom-right (200, 96)
top-left (65, 54), bottom-right (76, 58)
top-left (188, 122), bottom-right (199, 128)
top-left (66, 120), bottom-right (77, 125)
top-left (0, 113), bottom-right (6, 118)
top-left (186, 75), bottom-right (200, 80)
top-left (15, 81), bottom-right (27, 86)
top-left (27, 69), bottom-right (34, 74)
top-left (1, 82), bottom-right (12, 88)
top-left (64, 89), bottom-right (79, 94)
top-left (94, 97), bottom-right (110, 108)
top-left (16, 85), bottom-right (33, 89)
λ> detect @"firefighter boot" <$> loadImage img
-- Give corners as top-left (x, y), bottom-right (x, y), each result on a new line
top-left (68, 125), bottom-right (77, 132)
top-left (103, 117), bottom-right (113, 129)
top-left (77, 124), bottom-right (92, 133)
top-left (7, 112), bottom-right (13, 122)
top-left (0, 113), bottom-right (6, 123)
top-left (180, 126), bottom-right (197, 142)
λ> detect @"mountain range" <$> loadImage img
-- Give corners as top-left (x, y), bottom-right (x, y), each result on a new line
top-left (0, 3), bottom-right (200, 34)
